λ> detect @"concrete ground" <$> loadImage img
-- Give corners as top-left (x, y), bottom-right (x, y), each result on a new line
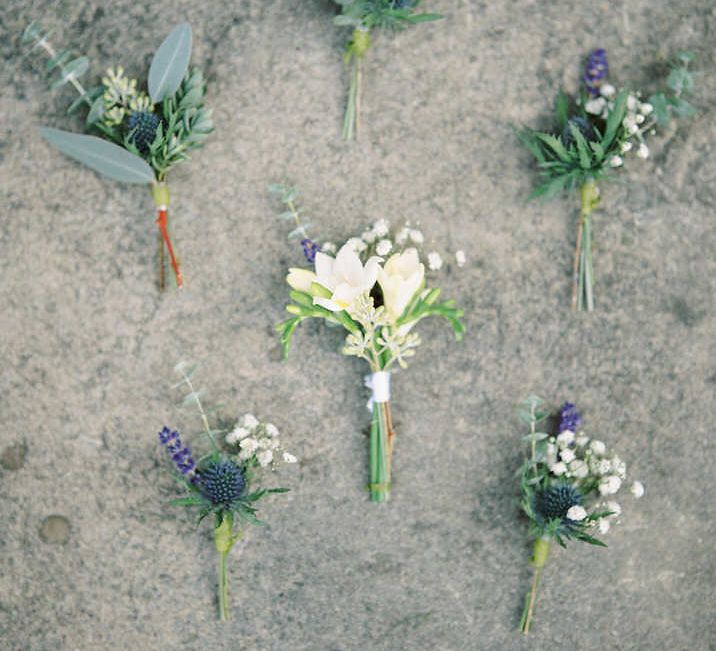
top-left (1, 1), bottom-right (714, 649)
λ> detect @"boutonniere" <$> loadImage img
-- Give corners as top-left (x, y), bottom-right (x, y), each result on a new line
top-left (23, 22), bottom-right (213, 291)
top-left (519, 49), bottom-right (696, 310)
top-left (271, 185), bottom-right (464, 502)
top-left (334, 0), bottom-right (441, 139)
top-left (159, 362), bottom-right (296, 620)
top-left (517, 396), bottom-right (644, 634)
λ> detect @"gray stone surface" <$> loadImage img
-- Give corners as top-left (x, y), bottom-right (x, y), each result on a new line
top-left (1, 1), bottom-right (714, 649)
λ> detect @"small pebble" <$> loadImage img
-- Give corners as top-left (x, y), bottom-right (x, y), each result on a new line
top-left (0, 442), bottom-right (27, 470)
top-left (39, 516), bottom-right (71, 544)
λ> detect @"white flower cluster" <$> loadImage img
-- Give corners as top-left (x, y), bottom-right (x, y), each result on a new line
top-left (544, 427), bottom-right (644, 534)
top-left (583, 84), bottom-right (654, 168)
top-left (322, 219), bottom-right (466, 273)
top-left (101, 66), bottom-right (153, 126)
top-left (225, 413), bottom-right (297, 468)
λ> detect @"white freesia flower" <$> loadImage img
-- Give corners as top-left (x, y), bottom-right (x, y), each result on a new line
top-left (241, 414), bottom-right (259, 431)
top-left (257, 437), bottom-right (273, 450)
top-left (639, 102), bottom-right (654, 115)
top-left (566, 505), bottom-right (587, 521)
top-left (556, 430), bottom-right (575, 448)
top-left (282, 451), bottom-right (298, 463)
top-left (256, 449), bottom-right (273, 467)
top-left (630, 480), bottom-right (645, 498)
top-left (287, 268), bottom-right (317, 293)
top-left (265, 423), bottom-right (279, 438)
top-left (609, 155), bottom-right (623, 167)
top-left (627, 94), bottom-right (638, 111)
top-left (598, 518), bottom-right (611, 534)
top-left (575, 434), bottom-right (590, 447)
top-left (611, 456), bottom-right (626, 478)
top-left (377, 248), bottom-right (425, 322)
top-left (606, 501), bottom-right (622, 517)
top-left (313, 244), bottom-right (382, 312)
top-left (637, 143), bottom-right (649, 159)
top-left (621, 140), bottom-right (633, 153)
top-left (599, 475), bottom-right (622, 496)
top-left (322, 241), bottom-right (337, 254)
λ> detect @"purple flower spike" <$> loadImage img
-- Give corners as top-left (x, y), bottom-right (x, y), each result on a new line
top-left (558, 402), bottom-right (582, 433)
top-left (159, 427), bottom-right (196, 478)
top-left (583, 48), bottom-right (608, 97)
top-left (300, 238), bottom-right (321, 263)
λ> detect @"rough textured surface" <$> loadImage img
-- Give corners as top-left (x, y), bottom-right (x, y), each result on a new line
top-left (1, 1), bottom-right (715, 649)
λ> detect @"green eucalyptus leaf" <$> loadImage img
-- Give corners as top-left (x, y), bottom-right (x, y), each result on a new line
top-left (86, 95), bottom-right (105, 124)
top-left (39, 128), bottom-right (155, 184)
top-left (149, 22), bottom-right (193, 103)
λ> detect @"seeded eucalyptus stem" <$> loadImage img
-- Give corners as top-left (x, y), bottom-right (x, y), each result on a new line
top-left (572, 180), bottom-right (599, 311)
top-left (520, 537), bottom-right (551, 634)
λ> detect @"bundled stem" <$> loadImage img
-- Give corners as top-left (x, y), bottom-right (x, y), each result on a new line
top-left (214, 512), bottom-right (236, 621)
top-left (151, 183), bottom-right (183, 290)
top-left (369, 399), bottom-right (394, 502)
top-left (342, 28), bottom-right (370, 140)
top-left (572, 181), bottom-right (599, 311)
top-left (520, 537), bottom-right (551, 634)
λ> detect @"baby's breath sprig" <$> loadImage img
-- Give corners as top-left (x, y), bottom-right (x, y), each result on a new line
top-left (516, 397), bottom-right (644, 634)
top-left (275, 192), bottom-right (464, 502)
top-left (22, 22), bottom-right (214, 292)
top-left (519, 49), bottom-right (697, 311)
top-left (159, 362), bottom-right (296, 621)
top-left (333, 1), bottom-right (442, 139)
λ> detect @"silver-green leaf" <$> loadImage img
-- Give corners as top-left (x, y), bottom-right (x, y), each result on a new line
top-left (39, 128), bottom-right (155, 184)
top-left (148, 22), bottom-right (192, 103)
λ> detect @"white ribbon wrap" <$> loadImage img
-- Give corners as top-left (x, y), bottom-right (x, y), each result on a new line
top-left (365, 371), bottom-right (391, 411)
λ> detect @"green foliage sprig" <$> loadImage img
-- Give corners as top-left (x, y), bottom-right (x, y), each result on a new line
top-left (333, 1), bottom-right (442, 139)
top-left (518, 50), bottom-right (697, 311)
top-left (161, 361), bottom-right (294, 620)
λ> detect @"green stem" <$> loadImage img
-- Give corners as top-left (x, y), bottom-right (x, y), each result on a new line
top-left (342, 56), bottom-right (360, 140)
top-left (369, 400), bottom-right (392, 502)
top-left (218, 550), bottom-right (229, 621)
top-left (572, 180), bottom-right (599, 312)
top-left (520, 537), bottom-right (551, 634)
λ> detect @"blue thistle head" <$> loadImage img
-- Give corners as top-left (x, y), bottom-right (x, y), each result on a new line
top-left (583, 48), bottom-right (608, 97)
top-left (197, 459), bottom-right (246, 507)
top-left (126, 111), bottom-right (160, 154)
top-left (158, 426), bottom-right (196, 477)
top-left (561, 116), bottom-right (596, 145)
top-left (300, 238), bottom-right (321, 263)
top-left (558, 402), bottom-right (582, 433)
top-left (535, 483), bottom-right (582, 522)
